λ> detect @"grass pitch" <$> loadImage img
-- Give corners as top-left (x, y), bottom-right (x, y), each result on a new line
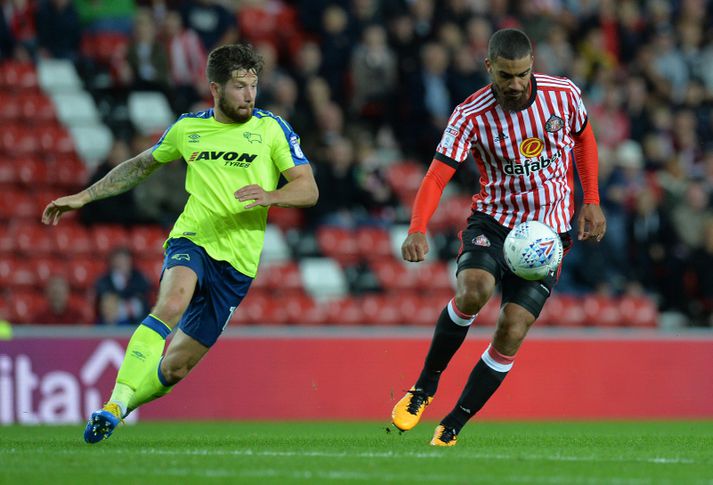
top-left (1, 421), bottom-right (712, 484)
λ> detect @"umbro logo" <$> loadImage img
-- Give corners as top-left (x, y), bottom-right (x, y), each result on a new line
top-left (188, 133), bottom-right (200, 143)
top-left (171, 254), bottom-right (191, 261)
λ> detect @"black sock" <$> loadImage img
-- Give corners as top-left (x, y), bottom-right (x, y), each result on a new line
top-left (414, 304), bottom-right (471, 396)
top-left (441, 358), bottom-right (509, 432)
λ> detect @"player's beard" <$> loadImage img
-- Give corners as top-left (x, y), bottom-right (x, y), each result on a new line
top-left (494, 84), bottom-right (529, 112)
top-left (218, 94), bottom-right (253, 123)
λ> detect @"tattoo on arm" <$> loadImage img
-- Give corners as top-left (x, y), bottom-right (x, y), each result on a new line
top-left (86, 150), bottom-right (162, 202)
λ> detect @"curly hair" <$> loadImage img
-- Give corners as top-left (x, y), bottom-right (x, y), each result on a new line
top-left (206, 42), bottom-right (264, 84)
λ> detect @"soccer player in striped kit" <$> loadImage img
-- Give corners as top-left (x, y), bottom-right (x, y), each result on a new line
top-left (391, 28), bottom-right (606, 446)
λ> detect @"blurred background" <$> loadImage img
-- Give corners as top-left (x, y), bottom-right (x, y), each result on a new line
top-left (0, 0), bottom-right (712, 331)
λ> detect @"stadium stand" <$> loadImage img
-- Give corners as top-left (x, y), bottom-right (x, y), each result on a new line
top-left (0, 1), bottom-right (711, 328)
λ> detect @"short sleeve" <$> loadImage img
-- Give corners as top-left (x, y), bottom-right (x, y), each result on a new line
top-left (568, 80), bottom-right (588, 134)
top-left (151, 117), bottom-right (183, 163)
top-left (270, 117), bottom-right (309, 172)
top-left (435, 107), bottom-right (475, 164)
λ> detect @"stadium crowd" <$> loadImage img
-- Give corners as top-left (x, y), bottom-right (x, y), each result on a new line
top-left (1, 0), bottom-right (712, 327)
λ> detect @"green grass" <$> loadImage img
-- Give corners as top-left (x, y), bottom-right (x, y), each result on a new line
top-left (1, 421), bottom-right (712, 484)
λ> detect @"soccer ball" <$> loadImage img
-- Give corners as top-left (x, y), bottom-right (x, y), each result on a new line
top-left (503, 221), bottom-right (563, 281)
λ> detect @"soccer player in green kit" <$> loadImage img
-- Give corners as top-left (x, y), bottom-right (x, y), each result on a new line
top-left (41, 43), bottom-right (319, 443)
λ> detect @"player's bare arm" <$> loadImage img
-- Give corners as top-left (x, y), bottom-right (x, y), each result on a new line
top-left (402, 232), bottom-right (429, 263)
top-left (577, 203), bottom-right (607, 242)
top-left (41, 149), bottom-right (164, 226)
top-left (234, 164), bottom-right (318, 209)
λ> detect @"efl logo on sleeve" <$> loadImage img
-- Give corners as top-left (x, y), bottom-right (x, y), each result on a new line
top-left (440, 126), bottom-right (459, 149)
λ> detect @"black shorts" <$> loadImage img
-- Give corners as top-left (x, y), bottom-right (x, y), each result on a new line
top-left (455, 212), bottom-right (572, 317)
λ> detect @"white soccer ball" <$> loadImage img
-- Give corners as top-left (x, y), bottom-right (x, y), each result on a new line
top-left (503, 221), bottom-right (563, 281)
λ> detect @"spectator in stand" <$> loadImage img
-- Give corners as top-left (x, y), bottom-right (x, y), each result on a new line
top-left (80, 139), bottom-right (143, 226)
top-left (308, 135), bottom-right (391, 229)
top-left (94, 247), bottom-right (151, 324)
top-left (670, 179), bottom-right (713, 251)
top-left (96, 292), bottom-right (135, 326)
top-left (180, 0), bottom-right (237, 52)
top-left (349, 23), bottom-right (397, 135)
top-left (35, 0), bottom-right (81, 61)
top-left (403, 41), bottom-right (452, 162)
top-left (132, 131), bottom-right (188, 226)
top-left (163, 8), bottom-right (208, 114)
top-left (318, 4), bottom-right (353, 104)
top-left (118, 9), bottom-right (170, 92)
top-left (688, 217), bottom-right (713, 326)
top-left (0, 0), bottom-right (36, 61)
top-left (32, 275), bottom-right (87, 325)
top-left (625, 187), bottom-right (683, 312)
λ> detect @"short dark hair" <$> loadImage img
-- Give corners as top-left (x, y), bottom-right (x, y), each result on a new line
top-left (206, 42), bottom-right (264, 84)
top-left (487, 29), bottom-right (532, 61)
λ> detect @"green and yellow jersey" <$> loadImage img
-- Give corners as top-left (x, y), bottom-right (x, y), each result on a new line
top-left (151, 108), bottom-right (309, 277)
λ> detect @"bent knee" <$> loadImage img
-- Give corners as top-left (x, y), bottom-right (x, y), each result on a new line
top-left (152, 296), bottom-right (190, 324)
top-left (455, 271), bottom-right (496, 314)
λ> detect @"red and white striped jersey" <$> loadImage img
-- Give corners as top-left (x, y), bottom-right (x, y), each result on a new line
top-left (434, 73), bottom-right (588, 233)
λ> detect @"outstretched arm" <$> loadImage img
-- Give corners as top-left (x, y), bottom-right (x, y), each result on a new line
top-left (42, 148), bottom-right (164, 225)
top-left (234, 164), bottom-right (319, 209)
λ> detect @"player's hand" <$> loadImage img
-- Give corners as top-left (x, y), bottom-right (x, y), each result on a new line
top-left (401, 232), bottom-right (429, 262)
top-left (577, 204), bottom-right (606, 242)
top-left (234, 184), bottom-right (273, 209)
top-left (41, 194), bottom-right (87, 226)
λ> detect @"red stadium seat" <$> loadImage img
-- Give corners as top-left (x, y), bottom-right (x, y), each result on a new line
top-left (39, 124), bottom-right (75, 156)
top-left (0, 191), bottom-right (43, 221)
top-left (0, 91), bottom-right (20, 121)
top-left (91, 225), bottom-right (130, 255)
top-left (386, 161), bottom-right (425, 205)
top-left (323, 296), bottom-right (365, 325)
top-left (443, 195), bottom-right (473, 228)
top-left (31, 257), bottom-right (68, 287)
top-left (0, 257), bottom-right (37, 288)
top-left (414, 261), bottom-right (453, 292)
top-left (369, 258), bottom-right (419, 292)
top-left (16, 157), bottom-right (50, 187)
top-left (618, 295), bottom-right (658, 328)
top-left (129, 226), bottom-right (168, 256)
top-left (13, 223), bottom-right (55, 254)
top-left (135, 256), bottom-right (163, 283)
top-left (395, 291), bottom-right (445, 326)
top-left (360, 294), bottom-right (402, 325)
top-left (544, 295), bottom-right (587, 327)
top-left (268, 206), bottom-right (304, 230)
top-left (0, 61), bottom-right (38, 91)
top-left (5, 289), bottom-right (44, 324)
top-left (50, 155), bottom-right (87, 189)
top-left (0, 159), bottom-right (18, 185)
top-left (236, 291), bottom-right (287, 325)
top-left (67, 257), bottom-right (106, 290)
top-left (262, 261), bottom-right (304, 294)
top-left (19, 92), bottom-right (56, 122)
top-left (51, 224), bottom-right (93, 255)
top-left (283, 293), bottom-right (327, 325)
top-left (355, 227), bottom-right (392, 261)
top-left (316, 226), bottom-right (360, 266)
top-left (81, 31), bottom-right (129, 66)
top-left (582, 294), bottom-right (622, 327)
top-left (1, 123), bottom-right (39, 156)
